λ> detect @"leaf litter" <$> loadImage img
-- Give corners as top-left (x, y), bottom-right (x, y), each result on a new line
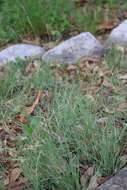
top-left (1, 54), bottom-right (127, 189)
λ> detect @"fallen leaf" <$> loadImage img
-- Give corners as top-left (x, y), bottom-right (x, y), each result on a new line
top-left (96, 117), bottom-right (108, 128)
top-left (85, 94), bottom-right (95, 102)
top-left (119, 74), bottom-right (127, 80)
top-left (43, 41), bottom-right (59, 51)
top-left (97, 176), bottom-right (110, 186)
top-left (25, 90), bottom-right (42, 115)
top-left (0, 66), bottom-right (6, 77)
top-left (15, 115), bottom-right (28, 124)
top-left (87, 167), bottom-right (94, 177)
top-left (116, 45), bottom-right (125, 53)
top-left (9, 167), bottom-right (21, 184)
top-left (80, 166), bottom-right (95, 188)
top-left (103, 79), bottom-right (116, 91)
top-left (22, 36), bottom-right (40, 45)
top-left (79, 164), bottom-right (89, 175)
top-left (87, 86), bottom-right (101, 95)
top-left (67, 64), bottom-right (77, 72)
top-left (123, 12), bottom-right (127, 19)
top-left (120, 155), bottom-right (127, 167)
top-left (81, 174), bottom-right (89, 188)
top-left (8, 176), bottom-right (27, 190)
top-left (97, 20), bottom-right (117, 34)
top-left (4, 177), bottom-right (9, 186)
top-left (75, 0), bottom-right (88, 7)
top-left (25, 62), bottom-right (35, 75)
top-left (104, 107), bottom-right (114, 114)
top-left (116, 102), bottom-right (127, 112)
top-left (87, 175), bottom-right (98, 190)
top-left (114, 117), bottom-right (125, 128)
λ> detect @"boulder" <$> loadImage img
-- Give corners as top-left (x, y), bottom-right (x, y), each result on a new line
top-left (0, 44), bottom-right (45, 65)
top-left (108, 20), bottom-right (127, 47)
top-left (97, 168), bottom-right (127, 190)
top-left (42, 32), bottom-right (104, 64)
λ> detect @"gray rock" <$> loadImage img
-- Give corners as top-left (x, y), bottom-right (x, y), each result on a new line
top-left (42, 32), bottom-right (104, 64)
top-left (97, 168), bottom-right (127, 190)
top-left (0, 44), bottom-right (45, 65)
top-left (108, 20), bottom-right (127, 47)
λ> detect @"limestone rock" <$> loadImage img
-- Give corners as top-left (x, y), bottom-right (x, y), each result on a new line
top-left (42, 32), bottom-right (104, 64)
top-left (108, 20), bottom-right (127, 47)
top-left (0, 44), bottom-right (45, 65)
top-left (97, 168), bottom-right (127, 190)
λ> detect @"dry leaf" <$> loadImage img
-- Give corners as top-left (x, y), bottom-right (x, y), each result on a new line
top-left (104, 107), bottom-right (114, 114)
top-left (25, 62), bottom-right (35, 74)
top-left (96, 117), bottom-right (108, 128)
top-left (97, 176), bottom-right (110, 186)
top-left (67, 64), bottom-right (77, 72)
top-left (22, 36), bottom-right (40, 45)
top-left (103, 79), bottom-right (116, 91)
top-left (97, 20), bottom-right (117, 34)
top-left (123, 12), bottom-right (127, 19)
top-left (87, 167), bottom-right (94, 177)
top-left (15, 115), bottom-right (28, 124)
top-left (88, 86), bottom-right (101, 95)
top-left (9, 168), bottom-right (21, 184)
top-left (119, 74), bottom-right (127, 80)
top-left (75, 0), bottom-right (88, 7)
top-left (80, 166), bottom-right (95, 188)
top-left (44, 41), bottom-right (59, 51)
top-left (81, 174), bottom-right (89, 188)
top-left (116, 102), bottom-right (127, 112)
top-left (85, 94), bottom-right (95, 102)
top-left (4, 177), bottom-right (9, 186)
top-left (25, 90), bottom-right (42, 115)
top-left (87, 175), bottom-right (98, 190)
top-left (116, 45), bottom-right (125, 53)
top-left (8, 176), bottom-right (27, 190)
top-left (120, 155), bottom-right (127, 167)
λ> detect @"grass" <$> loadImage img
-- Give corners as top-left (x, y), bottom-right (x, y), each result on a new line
top-left (0, 49), bottom-right (127, 189)
top-left (0, 1), bottom-right (127, 189)
top-left (0, 0), bottom-right (126, 45)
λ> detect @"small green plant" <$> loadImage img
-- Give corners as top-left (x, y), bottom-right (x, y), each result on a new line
top-left (22, 117), bottom-right (41, 135)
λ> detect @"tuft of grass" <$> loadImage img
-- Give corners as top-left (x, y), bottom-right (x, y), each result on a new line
top-left (18, 84), bottom-right (126, 189)
top-left (0, 0), bottom-right (75, 44)
top-left (1, 50), bottom-right (127, 189)
top-left (0, 0), bottom-right (126, 45)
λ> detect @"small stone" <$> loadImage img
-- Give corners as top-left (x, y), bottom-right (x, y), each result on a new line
top-left (42, 32), bottom-right (104, 64)
top-left (97, 168), bottom-right (127, 190)
top-left (0, 44), bottom-right (45, 65)
top-left (108, 20), bottom-right (127, 47)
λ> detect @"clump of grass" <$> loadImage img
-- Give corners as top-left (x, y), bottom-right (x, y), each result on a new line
top-left (0, 59), bottom-right (54, 122)
top-left (0, 0), bottom-right (123, 45)
top-left (18, 80), bottom-right (126, 189)
top-left (0, 0), bottom-right (75, 44)
top-left (1, 52), bottom-right (127, 189)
